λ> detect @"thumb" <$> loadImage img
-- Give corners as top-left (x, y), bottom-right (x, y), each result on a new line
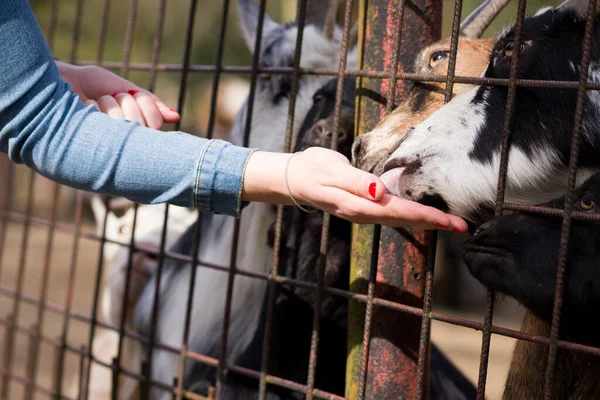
top-left (338, 164), bottom-right (386, 201)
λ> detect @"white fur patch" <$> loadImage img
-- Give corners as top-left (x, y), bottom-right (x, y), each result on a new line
top-left (384, 85), bottom-right (599, 220)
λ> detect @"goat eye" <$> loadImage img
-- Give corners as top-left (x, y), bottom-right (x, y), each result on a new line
top-left (429, 51), bottom-right (448, 67)
top-left (313, 93), bottom-right (325, 103)
top-left (580, 196), bottom-right (596, 211)
top-left (504, 42), bottom-right (515, 57)
top-left (503, 42), bottom-right (524, 57)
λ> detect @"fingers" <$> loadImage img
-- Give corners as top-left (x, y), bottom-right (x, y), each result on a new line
top-left (97, 95), bottom-right (125, 120)
top-left (148, 93), bottom-right (181, 123)
top-left (335, 163), bottom-right (386, 201)
top-left (92, 91), bottom-right (179, 129)
top-left (320, 188), bottom-right (468, 232)
top-left (127, 91), bottom-right (163, 129)
top-left (114, 92), bottom-right (147, 125)
top-left (303, 147), bottom-right (386, 201)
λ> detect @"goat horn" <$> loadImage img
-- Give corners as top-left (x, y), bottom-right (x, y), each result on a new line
top-left (460, 0), bottom-right (512, 38)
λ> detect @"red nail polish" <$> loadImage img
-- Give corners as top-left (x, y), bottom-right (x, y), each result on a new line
top-left (169, 108), bottom-right (177, 112)
top-left (111, 93), bottom-right (119, 97)
top-left (452, 228), bottom-right (463, 233)
top-left (128, 89), bottom-right (138, 96)
top-left (368, 182), bottom-right (376, 198)
top-left (434, 222), bottom-right (449, 229)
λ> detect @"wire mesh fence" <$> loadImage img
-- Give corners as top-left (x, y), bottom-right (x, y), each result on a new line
top-left (1, 0), bottom-right (600, 399)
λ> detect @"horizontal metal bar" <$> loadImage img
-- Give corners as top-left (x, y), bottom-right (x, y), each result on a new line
top-left (73, 60), bottom-right (600, 90)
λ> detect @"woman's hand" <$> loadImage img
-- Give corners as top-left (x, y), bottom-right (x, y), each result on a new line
top-left (55, 61), bottom-right (180, 129)
top-left (242, 147), bottom-right (468, 232)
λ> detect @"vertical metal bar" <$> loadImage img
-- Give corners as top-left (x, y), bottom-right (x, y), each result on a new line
top-left (257, 0), bottom-right (308, 397)
top-left (56, 193), bottom-right (84, 399)
top-left (413, 0), bottom-right (464, 396)
top-left (78, 345), bottom-right (86, 400)
top-left (175, 0), bottom-right (230, 391)
top-left (306, 1), bottom-right (354, 399)
top-left (24, 183), bottom-right (60, 400)
top-left (147, 0), bottom-right (168, 93)
top-left (144, 0), bottom-right (198, 396)
top-left (46, 0), bottom-right (60, 51)
top-left (357, 225), bottom-right (380, 400)
top-left (0, 162), bottom-right (14, 281)
top-left (350, 0), bottom-right (441, 399)
top-left (114, 203), bottom-right (140, 395)
top-left (69, 0), bottom-right (85, 64)
top-left (476, 0), bottom-right (527, 397)
top-left (96, 0), bottom-right (111, 65)
top-left (120, 0), bottom-right (138, 79)
top-left (1, 315), bottom-right (15, 396)
top-left (543, 1), bottom-right (597, 397)
top-left (216, 0), bottom-right (269, 396)
top-left (174, 216), bottom-right (202, 400)
top-left (3, 171), bottom-right (36, 400)
top-left (204, 0), bottom-right (231, 140)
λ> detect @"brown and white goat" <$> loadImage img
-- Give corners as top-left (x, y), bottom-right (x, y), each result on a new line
top-left (351, 0), bottom-right (511, 174)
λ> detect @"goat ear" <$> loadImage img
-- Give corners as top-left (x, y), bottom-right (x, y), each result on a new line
top-left (559, 0), bottom-right (600, 17)
top-left (237, 0), bottom-right (280, 54)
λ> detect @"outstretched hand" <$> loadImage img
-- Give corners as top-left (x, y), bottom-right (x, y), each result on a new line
top-left (243, 147), bottom-right (468, 232)
top-left (55, 61), bottom-right (180, 129)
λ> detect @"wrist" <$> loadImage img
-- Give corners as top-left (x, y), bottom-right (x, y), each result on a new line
top-left (242, 151), bottom-right (295, 205)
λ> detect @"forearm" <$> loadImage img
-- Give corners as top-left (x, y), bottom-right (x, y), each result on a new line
top-left (242, 151), bottom-right (295, 205)
top-left (0, 0), bottom-right (254, 216)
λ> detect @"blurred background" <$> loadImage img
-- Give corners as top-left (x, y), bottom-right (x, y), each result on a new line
top-left (0, 0), bottom-right (562, 399)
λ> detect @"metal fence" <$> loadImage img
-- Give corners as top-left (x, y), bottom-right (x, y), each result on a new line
top-left (1, 0), bottom-right (599, 399)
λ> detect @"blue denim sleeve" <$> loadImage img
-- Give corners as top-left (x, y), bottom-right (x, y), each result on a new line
top-left (0, 0), bottom-right (255, 218)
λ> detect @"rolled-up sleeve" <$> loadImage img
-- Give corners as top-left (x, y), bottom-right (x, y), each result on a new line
top-left (0, 0), bottom-right (255, 217)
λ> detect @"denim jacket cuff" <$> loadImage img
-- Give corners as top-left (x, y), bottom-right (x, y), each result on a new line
top-left (194, 139), bottom-right (257, 218)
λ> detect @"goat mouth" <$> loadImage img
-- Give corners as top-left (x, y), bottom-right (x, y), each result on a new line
top-left (379, 166), bottom-right (406, 196)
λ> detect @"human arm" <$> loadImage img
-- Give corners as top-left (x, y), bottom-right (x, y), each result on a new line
top-left (242, 148), bottom-right (468, 232)
top-left (1, 0), bottom-right (252, 215)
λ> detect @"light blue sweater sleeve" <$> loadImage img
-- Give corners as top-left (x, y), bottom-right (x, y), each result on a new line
top-left (0, 0), bottom-right (256, 217)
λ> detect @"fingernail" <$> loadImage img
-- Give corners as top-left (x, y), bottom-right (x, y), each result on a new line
top-left (128, 90), bottom-right (138, 96)
top-left (368, 182), bottom-right (376, 198)
top-left (434, 222), bottom-right (449, 229)
top-left (169, 108), bottom-right (177, 112)
top-left (452, 228), bottom-right (463, 233)
top-left (111, 93), bottom-right (119, 97)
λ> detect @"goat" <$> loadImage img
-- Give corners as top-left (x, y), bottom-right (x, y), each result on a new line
top-left (364, 1), bottom-right (600, 398)
top-left (464, 172), bottom-right (600, 399)
top-left (132, 1), bottom-right (358, 397)
top-left (65, 197), bottom-right (195, 399)
top-left (374, 0), bottom-right (600, 225)
top-left (351, 0), bottom-right (511, 175)
top-left (210, 76), bottom-right (475, 399)
top-left (266, 76), bottom-right (477, 399)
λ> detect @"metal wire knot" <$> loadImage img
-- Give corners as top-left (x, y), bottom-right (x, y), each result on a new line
top-left (285, 151), bottom-right (319, 213)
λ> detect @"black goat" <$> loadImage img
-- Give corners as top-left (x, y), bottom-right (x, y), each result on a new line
top-left (464, 172), bottom-right (600, 399)
top-left (249, 77), bottom-right (476, 399)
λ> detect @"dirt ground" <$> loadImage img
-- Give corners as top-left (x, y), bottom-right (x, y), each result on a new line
top-left (0, 220), bottom-right (524, 399)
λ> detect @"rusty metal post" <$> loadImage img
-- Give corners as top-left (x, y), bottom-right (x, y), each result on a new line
top-left (347, 0), bottom-right (442, 399)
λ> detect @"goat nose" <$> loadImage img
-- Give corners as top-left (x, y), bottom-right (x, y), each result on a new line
top-left (473, 220), bottom-right (497, 236)
top-left (351, 136), bottom-right (363, 166)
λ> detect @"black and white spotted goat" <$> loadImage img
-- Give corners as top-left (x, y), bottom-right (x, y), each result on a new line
top-left (132, 0), bottom-right (358, 397)
top-left (375, 0), bottom-right (600, 225)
